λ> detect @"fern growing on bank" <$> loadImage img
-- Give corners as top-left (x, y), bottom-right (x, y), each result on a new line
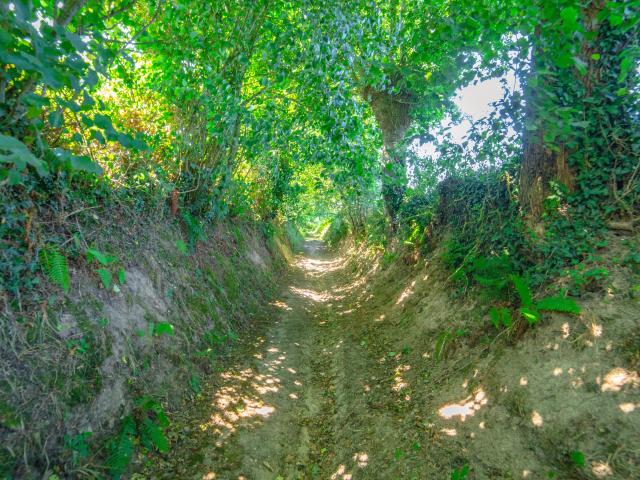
top-left (489, 275), bottom-right (581, 329)
top-left (140, 418), bottom-right (169, 453)
top-left (38, 245), bottom-right (70, 293)
top-left (106, 397), bottom-right (170, 478)
top-left (535, 296), bottom-right (581, 314)
top-left (106, 415), bottom-right (136, 478)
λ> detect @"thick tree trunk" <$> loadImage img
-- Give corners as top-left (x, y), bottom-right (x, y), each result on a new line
top-left (520, 124), bottom-right (574, 220)
top-left (520, 0), bottom-right (607, 223)
top-left (519, 42), bottom-right (574, 223)
top-left (364, 87), bottom-right (412, 230)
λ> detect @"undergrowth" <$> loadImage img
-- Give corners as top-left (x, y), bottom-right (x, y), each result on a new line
top-left (106, 397), bottom-right (170, 479)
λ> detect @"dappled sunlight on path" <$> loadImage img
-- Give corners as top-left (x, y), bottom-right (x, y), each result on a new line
top-left (294, 240), bottom-right (347, 277)
top-left (149, 239), bottom-right (344, 479)
top-left (146, 237), bottom-right (640, 480)
top-left (197, 332), bottom-right (301, 446)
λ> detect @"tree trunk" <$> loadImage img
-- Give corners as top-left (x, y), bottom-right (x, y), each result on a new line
top-left (520, 123), bottom-right (573, 220)
top-left (363, 87), bottom-right (412, 230)
top-left (519, 37), bottom-right (574, 224)
top-left (520, 0), bottom-right (607, 223)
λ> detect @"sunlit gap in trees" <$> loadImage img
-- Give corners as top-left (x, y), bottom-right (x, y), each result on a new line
top-left (412, 70), bottom-right (519, 153)
top-left (408, 62), bottom-right (522, 188)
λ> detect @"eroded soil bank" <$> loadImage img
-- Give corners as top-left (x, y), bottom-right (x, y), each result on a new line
top-left (0, 218), bottom-right (297, 478)
top-left (144, 239), bottom-right (639, 480)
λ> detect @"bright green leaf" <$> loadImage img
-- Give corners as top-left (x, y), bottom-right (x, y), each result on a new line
top-left (96, 269), bottom-right (112, 289)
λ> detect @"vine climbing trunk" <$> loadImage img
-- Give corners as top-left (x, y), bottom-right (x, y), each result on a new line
top-left (520, 1), bottom-right (612, 226)
top-left (363, 87), bottom-right (413, 231)
top-left (519, 36), bottom-right (574, 225)
top-left (520, 112), bottom-right (574, 222)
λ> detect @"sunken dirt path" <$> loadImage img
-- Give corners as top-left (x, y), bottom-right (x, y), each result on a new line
top-left (144, 240), bottom-right (384, 480)
top-left (141, 240), bottom-right (640, 480)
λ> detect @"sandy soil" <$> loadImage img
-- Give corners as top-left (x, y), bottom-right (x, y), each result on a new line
top-left (141, 241), bottom-right (348, 479)
top-left (142, 240), bottom-right (640, 480)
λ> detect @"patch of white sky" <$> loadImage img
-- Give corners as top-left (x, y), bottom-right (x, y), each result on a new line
top-left (412, 68), bottom-right (520, 159)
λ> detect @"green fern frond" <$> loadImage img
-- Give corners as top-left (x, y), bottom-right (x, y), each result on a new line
top-left (135, 395), bottom-right (158, 412)
top-left (499, 307), bottom-right (513, 327)
top-left (510, 275), bottom-right (533, 307)
top-left (96, 268), bottom-right (112, 289)
top-left (536, 296), bottom-right (581, 314)
top-left (140, 418), bottom-right (169, 453)
top-left (154, 408), bottom-right (170, 428)
top-left (136, 396), bottom-right (170, 427)
top-left (490, 306), bottom-right (513, 328)
top-left (39, 245), bottom-right (70, 293)
top-left (106, 416), bottom-right (136, 478)
top-left (489, 306), bottom-right (501, 329)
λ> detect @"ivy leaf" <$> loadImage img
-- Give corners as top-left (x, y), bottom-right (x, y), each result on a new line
top-left (85, 69), bottom-right (98, 87)
top-left (609, 13), bottom-right (624, 27)
top-left (560, 7), bottom-right (580, 33)
top-left (7, 168), bottom-right (22, 185)
top-left (71, 155), bottom-right (103, 175)
top-left (48, 109), bottom-right (63, 128)
top-left (91, 130), bottom-right (106, 144)
top-left (618, 57), bottom-right (633, 83)
top-left (554, 52), bottom-right (573, 69)
top-left (63, 30), bottom-right (86, 51)
top-left (82, 91), bottom-right (96, 109)
top-left (0, 29), bottom-right (12, 48)
top-left (0, 134), bottom-right (48, 177)
top-left (117, 132), bottom-right (137, 149)
top-left (93, 114), bottom-right (118, 137)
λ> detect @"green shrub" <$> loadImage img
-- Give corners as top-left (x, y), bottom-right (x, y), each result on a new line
top-left (324, 216), bottom-right (349, 247)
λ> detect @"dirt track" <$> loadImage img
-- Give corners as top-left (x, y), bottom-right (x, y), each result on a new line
top-left (146, 240), bottom-right (370, 479)
top-left (142, 238), bottom-right (640, 480)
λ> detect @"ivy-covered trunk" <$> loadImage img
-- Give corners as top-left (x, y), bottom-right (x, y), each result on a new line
top-left (519, 97), bottom-right (574, 222)
top-left (519, 33), bottom-right (575, 223)
top-left (519, 0), bottom-right (638, 225)
top-left (364, 87), bottom-right (412, 230)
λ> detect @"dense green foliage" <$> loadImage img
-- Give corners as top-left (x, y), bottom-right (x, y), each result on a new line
top-left (1, 0), bottom-right (639, 476)
top-left (1, 0), bottom-right (638, 296)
